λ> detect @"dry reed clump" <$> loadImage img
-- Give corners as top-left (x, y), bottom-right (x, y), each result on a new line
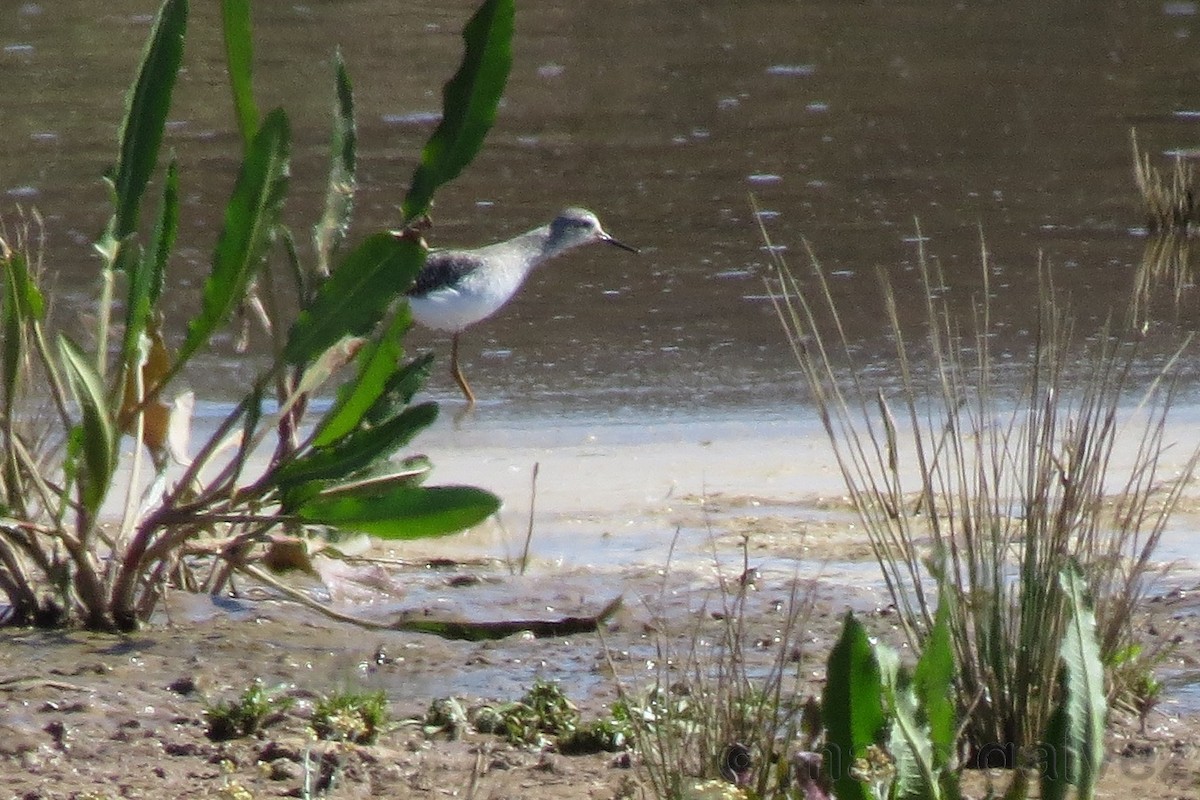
top-left (766, 221), bottom-right (1198, 764)
top-left (1132, 129), bottom-right (1200, 235)
top-left (605, 541), bottom-right (818, 800)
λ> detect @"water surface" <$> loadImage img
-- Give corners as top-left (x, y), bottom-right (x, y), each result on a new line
top-left (5, 0), bottom-right (1200, 421)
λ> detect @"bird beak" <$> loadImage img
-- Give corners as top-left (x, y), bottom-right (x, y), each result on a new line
top-left (600, 232), bottom-right (640, 254)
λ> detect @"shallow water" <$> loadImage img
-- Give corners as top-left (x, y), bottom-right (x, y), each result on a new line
top-left (4, 0), bottom-right (1200, 419)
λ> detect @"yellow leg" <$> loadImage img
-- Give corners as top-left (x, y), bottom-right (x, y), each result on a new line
top-left (450, 333), bottom-right (476, 406)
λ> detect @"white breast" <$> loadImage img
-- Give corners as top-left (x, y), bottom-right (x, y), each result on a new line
top-left (408, 266), bottom-right (528, 333)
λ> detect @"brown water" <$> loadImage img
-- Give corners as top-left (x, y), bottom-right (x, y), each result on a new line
top-left (4, 0), bottom-right (1200, 423)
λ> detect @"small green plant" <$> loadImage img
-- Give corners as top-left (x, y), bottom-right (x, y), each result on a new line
top-left (421, 696), bottom-right (471, 740)
top-left (418, 683), bottom-right (628, 753)
top-left (822, 605), bottom-right (957, 800)
top-left (558, 715), bottom-right (630, 755)
top-left (311, 688), bottom-right (389, 745)
top-left (821, 562), bottom-right (1107, 800)
top-left (474, 679), bottom-right (580, 749)
top-left (204, 679), bottom-right (293, 741)
top-left (0, 0), bottom-right (513, 630)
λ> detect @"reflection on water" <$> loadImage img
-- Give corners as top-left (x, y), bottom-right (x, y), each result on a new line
top-left (1131, 233), bottom-right (1199, 330)
top-left (2, 0), bottom-right (1200, 420)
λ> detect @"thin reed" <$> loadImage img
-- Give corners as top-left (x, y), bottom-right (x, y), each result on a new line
top-left (767, 224), bottom-right (1197, 762)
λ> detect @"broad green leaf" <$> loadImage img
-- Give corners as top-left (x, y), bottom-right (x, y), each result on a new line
top-left (318, 456), bottom-right (433, 496)
top-left (883, 668), bottom-right (936, 800)
top-left (1041, 563), bottom-right (1107, 800)
top-left (313, 49), bottom-right (356, 279)
top-left (280, 455), bottom-right (431, 509)
top-left (312, 308), bottom-right (412, 448)
top-left (914, 600), bottom-right (957, 770)
top-left (880, 632), bottom-right (950, 800)
top-left (113, 0), bottom-right (187, 243)
top-left (178, 109), bottom-right (289, 367)
top-left (272, 401), bottom-right (438, 493)
top-left (59, 337), bottom-right (116, 517)
top-left (221, 0), bottom-right (258, 148)
top-left (283, 233), bottom-right (424, 366)
top-left (2, 250), bottom-right (44, 322)
top-left (400, 0), bottom-right (513, 222)
top-left (123, 158), bottom-right (179, 369)
top-left (294, 484), bottom-right (500, 540)
top-left (145, 158), bottom-right (178, 306)
top-left (823, 612), bottom-right (886, 800)
top-left (365, 351), bottom-right (435, 427)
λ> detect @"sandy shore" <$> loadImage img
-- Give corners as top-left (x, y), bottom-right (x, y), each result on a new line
top-left (5, 405), bottom-right (1200, 798)
top-left (413, 405), bottom-right (1200, 576)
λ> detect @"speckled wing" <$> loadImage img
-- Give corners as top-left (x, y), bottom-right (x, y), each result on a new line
top-left (407, 250), bottom-right (487, 298)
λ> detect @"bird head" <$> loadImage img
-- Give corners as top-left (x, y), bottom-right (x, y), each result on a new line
top-left (550, 208), bottom-right (639, 254)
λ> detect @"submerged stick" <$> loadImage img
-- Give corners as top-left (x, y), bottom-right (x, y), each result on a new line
top-left (238, 563), bottom-right (621, 641)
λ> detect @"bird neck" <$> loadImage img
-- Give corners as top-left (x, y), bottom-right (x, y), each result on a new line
top-left (480, 223), bottom-right (576, 274)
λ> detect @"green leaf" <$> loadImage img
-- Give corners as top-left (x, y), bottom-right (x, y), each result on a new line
top-left (59, 337), bottom-right (116, 518)
top-left (221, 0), bottom-right (259, 148)
top-left (272, 401), bottom-right (439, 493)
top-left (2, 250), bottom-right (44, 322)
top-left (123, 158), bottom-right (179, 369)
top-left (294, 484), bottom-right (500, 540)
top-left (2, 250), bottom-right (45, 412)
top-left (283, 233), bottom-right (424, 366)
top-left (1041, 563), bottom-right (1107, 800)
top-left (311, 309), bottom-right (412, 448)
top-left (113, 0), bottom-right (187, 243)
top-left (313, 48), bottom-right (356, 279)
top-left (365, 351), bottom-right (435, 427)
top-left (882, 667), bottom-right (934, 800)
top-left (178, 109), bottom-right (289, 367)
top-left (400, 0), bottom-right (513, 222)
top-left (823, 612), bottom-right (886, 800)
top-left (281, 456), bottom-right (432, 509)
top-left (880, 634), bottom-right (949, 800)
top-left (313, 457), bottom-right (432, 497)
top-left (914, 600), bottom-right (956, 771)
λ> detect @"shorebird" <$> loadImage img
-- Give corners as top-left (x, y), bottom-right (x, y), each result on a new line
top-left (405, 208), bottom-right (638, 406)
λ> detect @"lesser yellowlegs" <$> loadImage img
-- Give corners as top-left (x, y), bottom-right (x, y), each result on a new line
top-left (405, 207), bottom-right (638, 406)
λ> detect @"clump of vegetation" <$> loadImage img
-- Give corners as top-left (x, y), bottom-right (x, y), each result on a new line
top-left (1132, 129), bottom-right (1200, 234)
top-left (558, 716), bottom-right (629, 755)
top-left (0, 0), bottom-right (513, 630)
top-left (607, 553), bottom-right (815, 800)
top-left (418, 680), bottom-right (629, 753)
top-left (204, 679), bottom-right (294, 741)
top-left (311, 689), bottom-right (389, 745)
top-left (821, 564), bottom-right (1106, 800)
top-left (767, 219), bottom-right (1195, 764)
top-left (421, 696), bottom-right (472, 740)
top-left (618, 563), bottom-right (1106, 800)
top-left (498, 679), bottom-right (581, 748)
